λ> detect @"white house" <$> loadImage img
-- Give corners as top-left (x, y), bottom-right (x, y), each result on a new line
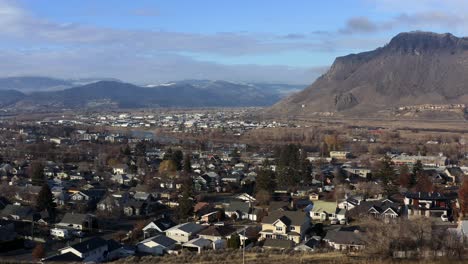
top-left (58, 237), bottom-right (108, 262)
top-left (50, 228), bottom-right (71, 239)
top-left (165, 222), bottom-right (206, 243)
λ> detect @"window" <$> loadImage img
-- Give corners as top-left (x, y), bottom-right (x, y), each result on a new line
top-left (290, 226), bottom-right (295, 231)
top-left (276, 226), bottom-right (282, 231)
top-left (314, 213), bottom-right (320, 216)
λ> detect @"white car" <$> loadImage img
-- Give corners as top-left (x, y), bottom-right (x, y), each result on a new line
top-left (330, 218), bottom-right (338, 225)
top-left (339, 219), bottom-right (347, 225)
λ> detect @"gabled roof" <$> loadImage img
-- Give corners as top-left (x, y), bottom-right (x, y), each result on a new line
top-left (324, 229), bottom-right (364, 245)
top-left (43, 252), bottom-right (83, 262)
top-left (198, 225), bottom-right (237, 237)
top-left (226, 201), bottom-right (250, 213)
top-left (1, 204), bottom-right (34, 218)
top-left (183, 237), bottom-right (212, 248)
top-left (148, 218), bottom-right (177, 232)
top-left (67, 237), bottom-right (107, 253)
top-left (167, 222), bottom-right (205, 234)
top-left (263, 238), bottom-right (294, 249)
top-left (59, 213), bottom-right (90, 225)
top-left (139, 235), bottom-right (177, 248)
top-left (262, 210), bottom-right (306, 226)
top-left (311, 201), bottom-right (337, 213)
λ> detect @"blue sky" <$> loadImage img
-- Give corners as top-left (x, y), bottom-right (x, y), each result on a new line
top-left (0, 0), bottom-right (467, 84)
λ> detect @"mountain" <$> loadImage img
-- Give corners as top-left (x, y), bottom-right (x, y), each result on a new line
top-left (8, 79), bottom-right (300, 109)
top-left (0, 77), bottom-right (73, 93)
top-left (267, 31), bottom-right (468, 119)
top-left (0, 90), bottom-right (26, 107)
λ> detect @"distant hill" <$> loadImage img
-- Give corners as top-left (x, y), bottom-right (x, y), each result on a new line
top-left (0, 90), bottom-right (26, 107)
top-left (267, 31), bottom-right (468, 119)
top-left (0, 77), bottom-right (73, 93)
top-left (0, 80), bottom-right (304, 109)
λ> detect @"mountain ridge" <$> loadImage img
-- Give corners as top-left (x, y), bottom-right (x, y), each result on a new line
top-left (267, 31), bottom-right (468, 119)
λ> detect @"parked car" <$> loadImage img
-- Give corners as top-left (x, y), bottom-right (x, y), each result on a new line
top-left (339, 219), bottom-right (346, 225)
top-left (330, 218), bottom-right (338, 225)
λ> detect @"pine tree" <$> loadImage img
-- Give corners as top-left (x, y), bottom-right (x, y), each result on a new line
top-left (183, 153), bottom-right (192, 173)
top-left (255, 169), bottom-right (275, 194)
top-left (172, 150), bottom-right (184, 171)
top-left (29, 161), bottom-right (45, 186)
top-left (177, 175), bottom-right (193, 221)
top-left (36, 184), bottom-right (56, 222)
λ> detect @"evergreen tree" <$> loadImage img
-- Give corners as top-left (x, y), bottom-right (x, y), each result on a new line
top-left (183, 153), bottom-right (192, 173)
top-left (36, 184), bottom-right (56, 222)
top-left (255, 169), bottom-right (275, 194)
top-left (177, 175), bottom-right (193, 221)
top-left (29, 161), bottom-right (45, 186)
top-left (172, 150), bottom-right (184, 171)
top-left (376, 155), bottom-right (395, 185)
top-left (412, 160), bottom-right (424, 176)
top-left (163, 148), bottom-right (173, 160)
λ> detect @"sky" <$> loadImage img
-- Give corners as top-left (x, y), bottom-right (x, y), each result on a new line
top-left (1, 0), bottom-right (468, 85)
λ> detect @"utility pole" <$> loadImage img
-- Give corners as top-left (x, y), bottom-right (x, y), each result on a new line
top-left (243, 227), bottom-right (246, 264)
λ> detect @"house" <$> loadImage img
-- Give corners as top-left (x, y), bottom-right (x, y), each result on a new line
top-left (112, 164), bottom-right (128, 175)
top-left (97, 195), bottom-right (123, 213)
top-left (165, 222), bottom-right (206, 243)
top-left (338, 196), bottom-right (363, 210)
top-left (123, 200), bottom-right (147, 216)
top-left (404, 192), bottom-right (456, 219)
top-left (137, 235), bottom-right (177, 255)
top-left (392, 154), bottom-right (447, 168)
top-left (197, 225), bottom-right (238, 242)
top-left (263, 238), bottom-right (295, 249)
top-left (182, 237), bottom-right (212, 253)
top-left (143, 217), bottom-right (177, 238)
top-left (329, 151), bottom-right (351, 160)
top-left (310, 201), bottom-right (339, 221)
top-left (323, 226), bottom-right (365, 251)
top-left (260, 210), bottom-right (310, 244)
top-left (348, 199), bottom-right (402, 220)
top-left (56, 237), bottom-right (109, 262)
top-left (50, 228), bottom-right (71, 239)
top-left (57, 213), bottom-right (96, 231)
top-left (294, 236), bottom-right (321, 252)
top-left (0, 204), bottom-right (36, 221)
top-left (225, 201), bottom-right (256, 221)
top-left (444, 167), bottom-right (464, 185)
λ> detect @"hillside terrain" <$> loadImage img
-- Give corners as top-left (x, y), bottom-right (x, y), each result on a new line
top-left (0, 79), bottom-right (304, 109)
top-left (267, 31), bottom-right (468, 119)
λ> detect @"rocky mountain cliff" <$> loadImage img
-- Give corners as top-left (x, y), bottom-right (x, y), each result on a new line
top-left (267, 31), bottom-right (468, 118)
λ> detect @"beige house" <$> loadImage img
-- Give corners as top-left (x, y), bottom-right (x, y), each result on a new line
top-left (260, 210), bottom-right (310, 244)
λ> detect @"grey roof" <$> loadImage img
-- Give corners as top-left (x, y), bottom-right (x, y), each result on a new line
top-left (226, 201), bottom-right (250, 213)
top-left (183, 237), bottom-right (212, 248)
top-left (43, 252), bottom-right (83, 262)
top-left (59, 213), bottom-right (89, 225)
top-left (324, 229), bottom-right (364, 245)
top-left (262, 210), bottom-right (307, 226)
top-left (169, 222), bottom-right (205, 234)
top-left (140, 235), bottom-right (177, 248)
top-left (68, 237), bottom-right (108, 253)
top-left (150, 218), bottom-right (177, 232)
top-left (1, 204), bottom-right (34, 218)
top-left (263, 238), bottom-right (294, 249)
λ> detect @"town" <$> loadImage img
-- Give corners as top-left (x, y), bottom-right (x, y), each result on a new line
top-left (0, 109), bottom-right (467, 263)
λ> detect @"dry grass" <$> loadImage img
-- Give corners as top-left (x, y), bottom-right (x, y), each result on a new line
top-left (112, 250), bottom-right (466, 264)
